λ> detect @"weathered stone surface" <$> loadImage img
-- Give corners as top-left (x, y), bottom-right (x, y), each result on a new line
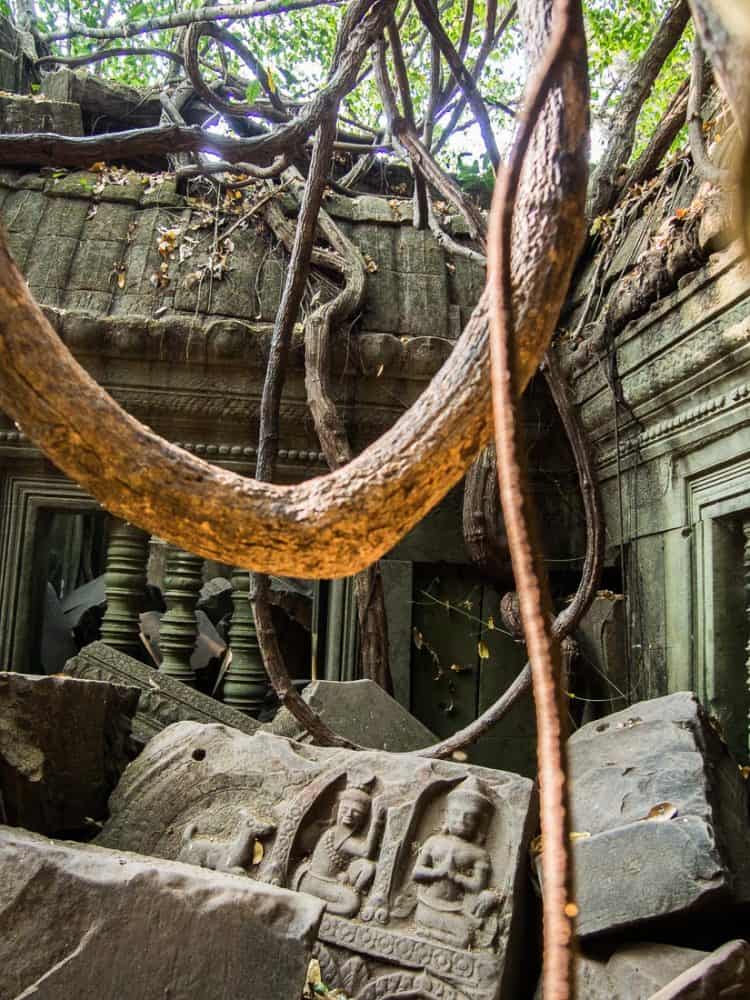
top-left (98, 724), bottom-right (538, 1000)
top-left (64, 641), bottom-right (260, 743)
top-left (267, 679), bottom-right (436, 751)
top-left (0, 825), bottom-right (323, 1000)
top-left (0, 170), bottom-right (484, 344)
top-left (650, 939), bottom-right (750, 999)
top-left (564, 692), bottom-right (750, 938)
top-left (0, 92), bottom-right (82, 136)
top-left (0, 672), bottom-right (138, 836)
top-left (534, 942), bottom-right (711, 999)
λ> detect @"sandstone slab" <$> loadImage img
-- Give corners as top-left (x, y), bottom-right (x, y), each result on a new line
top-left (267, 679), bottom-right (436, 751)
top-left (650, 939), bottom-right (750, 999)
top-left (0, 672), bottom-right (138, 836)
top-left (565, 692), bottom-right (750, 938)
top-left (0, 825), bottom-right (323, 1000)
top-left (535, 942), bottom-right (712, 999)
top-left (98, 723), bottom-right (537, 1000)
top-left (64, 641), bottom-right (260, 743)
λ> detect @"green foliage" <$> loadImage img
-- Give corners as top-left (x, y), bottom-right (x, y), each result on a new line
top-left (4, 0), bottom-right (691, 170)
top-left (585, 0), bottom-right (693, 159)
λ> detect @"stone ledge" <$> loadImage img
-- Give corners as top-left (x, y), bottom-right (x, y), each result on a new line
top-left (42, 304), bottom-right (455, 379)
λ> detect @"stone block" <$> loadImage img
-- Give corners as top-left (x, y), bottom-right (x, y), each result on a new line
top-left (64, 641), bottom-right (260, 743)
top-left (0, 825), bottom-right (323, 1000)
top-left (0, 92), bottom-right (82, 136)
top-left (650, 939), bottom-right (750, 999)
top-left (68, 237), bottom-right (126, 293)
top-left (534, 942), bottom-right (711, 999)
top-left (267, 679), bottom-right (436, 751)
top-left (564, 692), bottom-right (750, 939)
top-left (2, 187), bottom-right (46, 235)
top-left (0, 672), bottom-right (138, 836)
top-left (98, 724), bottom-right (538, 1000)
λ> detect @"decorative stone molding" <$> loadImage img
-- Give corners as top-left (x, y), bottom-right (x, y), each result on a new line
top-left (64, 641), bottom-right (260, 743)
top-left (593, 382), bottom-right (750, 472)
top-left (0, 426), bottom-right (329, 467)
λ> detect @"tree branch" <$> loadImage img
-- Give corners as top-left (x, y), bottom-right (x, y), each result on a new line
top-left (588, 0), bottom-right (690, 221)
top-left (42, 0), bottom-right (344, 43)
top-left (620, 76), bottom-right (689, 192)
top-left (413, 0), bottom-right (500, 169)
top-left (487, 0), bottom-right (587, 993)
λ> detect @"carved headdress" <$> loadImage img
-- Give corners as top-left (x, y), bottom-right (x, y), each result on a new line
top-left (340, 771), bottom-right (375, 808)
top-left (447, 776), bottom-right (492, 815)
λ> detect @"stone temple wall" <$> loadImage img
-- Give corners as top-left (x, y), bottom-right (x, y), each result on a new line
top-left (554, 168), bottom-right (750, 761)
top-left (0, 167), bottom-right (484, 462)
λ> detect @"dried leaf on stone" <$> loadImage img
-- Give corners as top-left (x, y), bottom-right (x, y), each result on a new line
top-left (252, 839), bottom-right (264, 864)
top-left (640, 802), bottom-right (678, 822)
top-left (109, 262), bottom-right (126, 289)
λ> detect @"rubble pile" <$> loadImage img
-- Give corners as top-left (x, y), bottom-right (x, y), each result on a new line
top-left (1, 660), bottom-right (749, 998)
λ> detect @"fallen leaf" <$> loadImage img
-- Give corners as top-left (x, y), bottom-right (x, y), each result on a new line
top-left (641, 802), bottom-right (678, 822)
top-left (307, 959), bottom-right (322, 986)
top-left (252, 839), bottom-right (264, 864)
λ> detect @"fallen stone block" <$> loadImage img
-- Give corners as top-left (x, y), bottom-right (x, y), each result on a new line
top-left (267, 678), bottom-right (436, 751)
top-left (650, 939), bottom-right (750, 999)
top-left (564, 692), bottom-right (750, 938)
top-left (98, 723), bottom-right (537, 1000)
top-left (534, 942), bottom-right (716, 999)
top-left (0, 92), bottom-right (82, 136)
top-left (64, 641), bottom-right (260, 743)
top-left (0, 672), bottom-right (138, 836)
top-left (0, 825), bottom-right (323, 1000)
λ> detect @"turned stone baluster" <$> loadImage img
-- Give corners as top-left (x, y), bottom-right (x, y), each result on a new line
top-left (100, 519), bottom-right (149, 660)
top-left (222, 569), bottom-right (267, 716)
top-left (159, 546), bottom-right (203, 687)
top-left (744, 518), bottom-right (750, 755)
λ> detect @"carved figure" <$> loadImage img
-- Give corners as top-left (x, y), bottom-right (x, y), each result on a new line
top-left (178, 809), bottom-right (276, 875)
top-left (297, 776), bottom-right (385, 917)
top-left (412, 777), bottom-right (498, 948)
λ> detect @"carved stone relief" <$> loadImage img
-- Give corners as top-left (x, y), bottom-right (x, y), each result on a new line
top-left (97, 725), bottom-right (537, 1000)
